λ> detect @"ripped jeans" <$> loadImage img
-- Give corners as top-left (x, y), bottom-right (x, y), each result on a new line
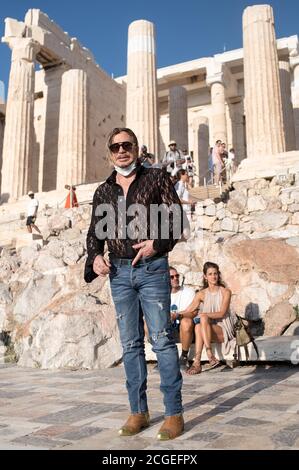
top-left (109, 255), bottom-right (183, 416)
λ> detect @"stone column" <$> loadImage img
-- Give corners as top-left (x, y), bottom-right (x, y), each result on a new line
top-left (243, 5), bottom-right (285, 158)
top-left (206, 74), bottom-right (227, 145)
top-left (1, 39), bottom-right (39, 200)
top-left (169, 86), bottom-right (188, 150)
top-left (0, 112), bottom-right (4, 195)
top-left (279, 59), bottom-right (296, 151)
top-left (290, 53), bottom-right (299, 150)
top-left (56, 69), bottom-right (88, 190)
top-left (192, 116), bottom-right (209, 185)
top-left (126, 20), bottom-right (159, 158)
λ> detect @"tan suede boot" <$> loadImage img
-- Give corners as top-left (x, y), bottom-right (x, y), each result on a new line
top-left (118, 412), bottom-right (150, 436)
top-left (157, 414), bottom-right (184, 440)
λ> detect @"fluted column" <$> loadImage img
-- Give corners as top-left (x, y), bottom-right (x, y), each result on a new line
top-left (290, 53), bottom-right (299, 150)
top-left (192, 116), bottom-right (209, 185)
top-left (126, 20), bottom-right (159, 158)
top-left (1, 39), bottom-right (39, 200)
top-left (0, 112), bottom-right (4, 194)
top-left (56, 69), bottom-right (88, 190)
top-left (279, 59), bottom-right (296, 151)
top-left (169, 86), bottom-right (188, 150)
top-left (206, 73), bottom-right (227, 145)
top-left (243, 5), bottom-right (285, 159)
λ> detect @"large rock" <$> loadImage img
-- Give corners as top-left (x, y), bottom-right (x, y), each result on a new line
top-left (226, 190), bottom-right (247, 215)
top-left (0, 251), bottom-right (19, 284)
top-left (59, 227), bottom-right (82, 242)
top-left (221, 217), bottom-right (239, 232)
top-left (250, 226), bottom-right (299, 240)
top-left (19, 245), bottom-right (41, 268)
top-left (195, 215), bottom-right (216, 230)
top-left (34, 253), bottom-right (65, 273)
top-left (225, 238), bottom-right (299, 283)
top-left (13, 275), bottom-right (60, 324)
top-left (63, 246), bottom-right (80, 266)
top-left (47, 239), bottom-right (64, 259)
top-left (249, 212), bottom-right (289, 232)
top-left (247, 195), bottom-right (267, 212)
top-left (14, 293), bottom-right (122, 370)
top-left (0, 284), bottom-right (12, 330)
top-left (168, 242), bottom-right (192, 266)
top-left (47, 214), bottom-right (71, 234)
top-left (264, 302), bottom-right (297, 336)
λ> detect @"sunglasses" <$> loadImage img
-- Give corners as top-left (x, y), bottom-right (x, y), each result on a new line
top-left (109, 141), bottom-right (135, 153)
top-left (170, 274), bottom-right (180, 279)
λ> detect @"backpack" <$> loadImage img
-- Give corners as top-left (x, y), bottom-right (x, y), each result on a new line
top-left (234, 315), bottom-right (259, 361)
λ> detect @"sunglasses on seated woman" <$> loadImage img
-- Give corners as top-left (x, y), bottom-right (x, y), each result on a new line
top-left (109, 141), bottom-right (135, 153)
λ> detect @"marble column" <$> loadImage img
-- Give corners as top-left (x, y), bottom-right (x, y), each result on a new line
top-left (0, 112), bottom-right (4, 195)
top-left (1, 39), bottom-right (39, 200)
top-left (126, 20), bottom-right (159, 158)
top-left (169, 86), bottom-right (188, 150)
top-left (243, 5), bottom-right (285, 158)
top-left (56, 69), bottom-right (88, 190)
top-left (206, 74), bottom-right (227, 145)
top-left (279, 59), bottom-right (296, 151)
top-left (290, 53), bottom-right (299, 150)
top-left (192, 116), bottom-right (209, 185)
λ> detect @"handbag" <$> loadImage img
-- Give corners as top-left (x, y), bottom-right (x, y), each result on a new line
top-left (234, 315), bottom-right (259, 361)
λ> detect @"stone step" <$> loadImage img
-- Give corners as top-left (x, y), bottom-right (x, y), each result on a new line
top-left (145, 335), bottom-right (299, 362)
top-left (15, 233), bottom-right (44, 251)
top-left (189, 184), bottom-right (229, 201)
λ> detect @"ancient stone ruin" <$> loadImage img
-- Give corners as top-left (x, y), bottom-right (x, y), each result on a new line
top-left (0, 5), bottom-right (299, 369)
top-left (1, 5), bottom-right (299, 199)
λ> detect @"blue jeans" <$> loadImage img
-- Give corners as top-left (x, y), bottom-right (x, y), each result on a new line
top-left (109, 255), bottom-right (183, 417)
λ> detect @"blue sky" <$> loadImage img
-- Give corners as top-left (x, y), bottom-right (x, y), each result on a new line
top-left (0, 0), bottom-right (299, 99)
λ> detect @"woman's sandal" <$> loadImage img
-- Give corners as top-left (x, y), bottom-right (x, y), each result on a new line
top-left (202, 358), bottom-right (221, 371)
top-left (186, 362), bottom-right (202, 375)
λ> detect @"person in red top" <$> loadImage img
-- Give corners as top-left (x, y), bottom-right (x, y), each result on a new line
top-left (64, 185), bottom-right (79, 208)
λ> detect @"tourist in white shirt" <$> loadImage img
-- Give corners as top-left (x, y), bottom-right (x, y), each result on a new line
top-left (226, 148), bottom-right (236, 183)
top-left (174, 169), bottom-right (196, 221)
top-left (169, 266), bottom-right (197, 370)
top-left (26, 191), bottom-right (41, 234)
top-left (162, 140), bottom-right (185, 176)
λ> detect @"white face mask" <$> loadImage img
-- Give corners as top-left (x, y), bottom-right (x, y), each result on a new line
top-left (114, 161), bottom-right (136, 177)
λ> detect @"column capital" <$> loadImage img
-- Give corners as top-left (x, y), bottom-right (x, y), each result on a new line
top-left (289, 50), bottom-right (299, 70)
top-left (206, 71), bottom-right (224, 87)
top-left (11, 38), bottom-right (40, 62)
top-left (206, 59), bottom-right (225, 87)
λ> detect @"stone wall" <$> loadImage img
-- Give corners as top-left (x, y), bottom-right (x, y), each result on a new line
top-left (0, 176), bottom-right (298, 368)
top-left (170, 176), bottom-right (299, 336)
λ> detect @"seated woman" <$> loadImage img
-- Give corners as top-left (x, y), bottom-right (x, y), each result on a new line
top-left (178, 261), bottom-right (235, 375)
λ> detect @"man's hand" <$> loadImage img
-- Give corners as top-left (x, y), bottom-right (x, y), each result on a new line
top-left (170, 311), bottom-right (179, 322)
top-left (93, 255), bottom-right (111, 277)
top-left (132, 240), bottom-right (157, 266)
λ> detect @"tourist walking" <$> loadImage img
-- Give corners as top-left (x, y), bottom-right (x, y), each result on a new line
top-left (26, 191), bottom-right (41, 235)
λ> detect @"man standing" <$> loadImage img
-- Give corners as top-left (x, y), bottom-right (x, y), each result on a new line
top-left (169, 267), bottom-right (196, 370)
top-left (26, 191), bottom-right (41, 234)
top-left (162, 141), bottom-right (185, 176)
top-left (138, 144), bottom-right (154, 168)
top-left (84, 127), bottom-right (184, 441)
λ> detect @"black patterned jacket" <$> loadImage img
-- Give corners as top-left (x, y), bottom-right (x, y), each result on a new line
top-left (84, 164), bottom-right (184, 283)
